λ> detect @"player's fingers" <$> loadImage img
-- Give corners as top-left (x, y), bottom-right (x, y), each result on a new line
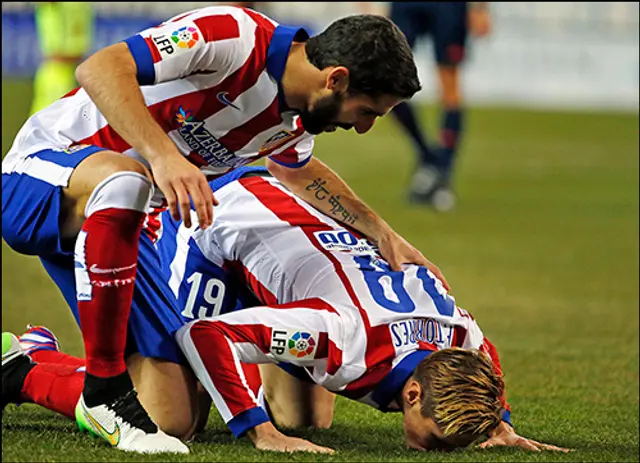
top-left (187, 180), bottom-right (210, 229)
top-left (197, 178), bottom-right (217, 229)
top-left (438, 272), bottom-right (451, 291)
top-left (518, 438), bottom-right (541, 452)
top-left (529, 441), bottom-right (573, 453)
top-left (175, 183), bottom-right (192, 228)
top-left (388, 255), bottom-right (403, 272)
top-left (477, 440), bottom-right (495, 449)
top-left (164, 185), bottom-right (180, 222)
top-left (427, 262), bottom-right (451, 291)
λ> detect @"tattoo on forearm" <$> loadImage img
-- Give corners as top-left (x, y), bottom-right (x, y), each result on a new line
top-left (305, 177), bottom-right (358, 225)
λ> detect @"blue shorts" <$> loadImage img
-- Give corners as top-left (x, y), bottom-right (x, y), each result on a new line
top-left (2, 145), bottom-right (187, 364)
top-left (390, 2), bottom-right (468, 66)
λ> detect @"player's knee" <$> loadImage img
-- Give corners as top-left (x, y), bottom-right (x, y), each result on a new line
top-left (61, 152), bottom-right (154, 237)
top-left (83, 169), bottom-right (153, 218)
top-left (154, 408), bottom-right (199, 441)
top-left (128, 354), bottom-right (206, 440)
top-left (311, 411), bottom-right (334, 429)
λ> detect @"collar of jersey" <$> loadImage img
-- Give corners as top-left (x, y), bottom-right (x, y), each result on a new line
top-left (267, 25), bottom-right (310, 113)
top-left (371, 349), bottom-right (434, 412)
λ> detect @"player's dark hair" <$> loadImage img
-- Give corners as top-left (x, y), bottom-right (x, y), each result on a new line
top-left (305, 14), bottom-right (421, 99)
top-left (413, 348), bottom-right (505, 440)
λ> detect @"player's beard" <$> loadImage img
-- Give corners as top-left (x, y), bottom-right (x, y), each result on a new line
top-left (299, 90), bottom-right (348, 135)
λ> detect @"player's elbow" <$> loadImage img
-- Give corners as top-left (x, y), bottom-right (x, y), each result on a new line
top-left (76, 43), bottom-right (138, 89)
top-left (265, 157), bottom-right (289, 178)
top-left (265, 157), bottom-right (311, 186)
top-left (74, 57), bottom-right (91, 89)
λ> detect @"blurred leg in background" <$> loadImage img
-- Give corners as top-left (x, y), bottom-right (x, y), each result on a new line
top-left (390, 2), bottom-right (491, 211)
top-left (30, 2), bottom-right (94, 115)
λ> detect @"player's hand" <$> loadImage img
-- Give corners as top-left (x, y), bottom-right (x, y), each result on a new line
top-left (150, 154), bottom-right (218, 229)
top-left (478, 422), bottom-right (572, 452)
top-left (376, 230), bottom-right (450, 290)
top-left (248, 422), bottom-right (335, 454)
top-left (468, 8), bottom-right (492, 38)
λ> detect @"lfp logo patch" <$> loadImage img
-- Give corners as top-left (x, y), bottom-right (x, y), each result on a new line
top-left (171, 26), bottom-right (200, 49)
top-left (288, 331), bottom-right (316, 358)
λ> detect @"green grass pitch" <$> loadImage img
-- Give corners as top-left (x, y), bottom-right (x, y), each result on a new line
top-left (2, 78), bottom-right (639, 462)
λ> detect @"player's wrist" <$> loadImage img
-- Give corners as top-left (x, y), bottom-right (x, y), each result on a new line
top-left (489, 420), bottom-right (514, 438)
top-left (143, 141), bottom-right (185, 166)
top-left (368, 218), bottom-right (394, 244)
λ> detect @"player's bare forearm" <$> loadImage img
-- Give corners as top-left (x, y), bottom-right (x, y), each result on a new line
top-left (266, 157), bottom-right (393, 243)
top-left (75, 42), bottom-right (180, 163)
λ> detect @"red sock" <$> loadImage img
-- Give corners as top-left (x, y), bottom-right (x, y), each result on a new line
top-left (21, 363), bottom-right (85, 419)
top-left (30, 350), bottom-right (86, 368)
top-left (75, 208), bottom-right (145, 378)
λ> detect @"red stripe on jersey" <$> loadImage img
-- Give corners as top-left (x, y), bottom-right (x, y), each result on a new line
top-left (144, 37), bottom-right (162, 63)
top-left (77, 125), bottom-right (131, 154)
top-left (340, 361), bottom-right (391, 399)
top-left (241, 264), bottom-right (278, 306)
top-left (241, 8), bottom-right (276, 34)
top-left (275, 298), bottom-right (340, 314)
top-left (194, 14), bottom-right (240, 43)
top-left (240, 362), bottom-right (262, 398)
top-left (189, 320), bottom-right (266, 417)
top-left (326, 339), bottom-right (343, 376)
top-left (62, 87), bottom-right (81, 99)
top-left (269, 145), bottom-right (300, 165)
top-left (218, 96), bottom-right (281, 153)
top-left (451, 325), bottom-right (467, 347)
top-left (240, 177), bottom-right (395, 373)
top-left (216, 321), bottom-right (272, 354)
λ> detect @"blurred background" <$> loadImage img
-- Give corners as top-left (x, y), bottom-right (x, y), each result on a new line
top-left (2, 3), bottom-right (639, 461)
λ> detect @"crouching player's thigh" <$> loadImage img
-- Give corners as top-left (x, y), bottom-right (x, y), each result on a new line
top-left (127, 353), bottom-right (211, 440)
top-left (259, 363), bottom-right (335, 429)
top-left (121, 233), bottom-right (213, 440)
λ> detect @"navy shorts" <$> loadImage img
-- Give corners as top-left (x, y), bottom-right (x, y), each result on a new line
top-left (2, 145), bottom-right (186, 364)
top-left (391, 2), bottom-right (468, 66)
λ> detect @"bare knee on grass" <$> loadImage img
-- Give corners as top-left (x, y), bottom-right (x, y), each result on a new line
top-left (259, 364), bottom-right (335, 429)
top-left (60, 151), bottom-right (152, 240)
top-left (127, 353), bottom-right (210, 441)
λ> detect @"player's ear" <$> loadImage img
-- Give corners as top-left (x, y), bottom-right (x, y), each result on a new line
top-left (404, 379), bottom-right (422, 407)
top-left (325, 67), bottom-right (349, 93)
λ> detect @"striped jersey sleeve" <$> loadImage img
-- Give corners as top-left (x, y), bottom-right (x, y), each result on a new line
top-left (122, 6), bottom-right (275, 85)
top-left (176, 298), bottom-right (345, 438)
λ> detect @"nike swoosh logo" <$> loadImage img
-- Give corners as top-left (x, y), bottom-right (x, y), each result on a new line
top-left (82, 402), bottom-right (121, 446)
top-left (217, 91), bottom-right (240, 110)
top-left (89, 263), bottom-right (137, 274)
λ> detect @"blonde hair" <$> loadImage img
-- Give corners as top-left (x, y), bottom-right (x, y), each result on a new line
top-left (414, 347), bottom-right (505, 438)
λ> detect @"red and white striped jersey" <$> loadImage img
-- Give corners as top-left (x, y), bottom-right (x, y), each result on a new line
top-left (2, 7), bottom-right (314, 204)
top-left (174, 169), bottom-right (511, 437)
